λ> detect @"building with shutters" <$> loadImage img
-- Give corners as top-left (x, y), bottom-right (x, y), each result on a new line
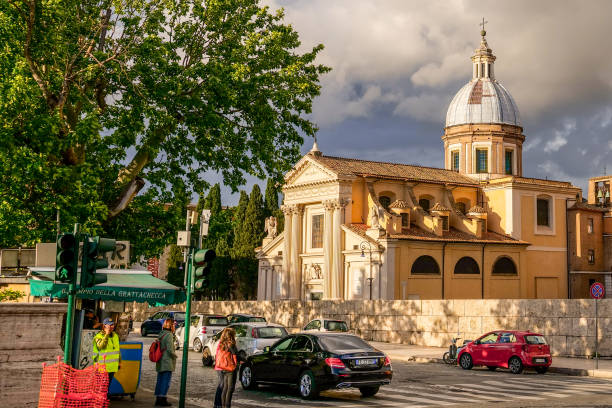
top-left (256, 27), bottom-right (584, 301)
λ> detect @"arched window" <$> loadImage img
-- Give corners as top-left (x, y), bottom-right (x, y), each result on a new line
top-left (419, 198), bottom-right (430, 212)
top-left (492, 256), bottom-right (517, 275)
top-left (379, 196), bottom-right (391, 211)
top-left (411, 255), bottom-right (440, 275)
top-left (454, 257), bottom-right (480, 274)
top-left (455, 202), bottom-right (466, 215)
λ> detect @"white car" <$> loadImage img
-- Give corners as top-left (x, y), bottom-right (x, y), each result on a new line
top-left (175, 314), bottom-right (228, 352)
top-left (201, 322), bottom-right (288, 366)
top-left (303, 318), bottom-right (349, 332)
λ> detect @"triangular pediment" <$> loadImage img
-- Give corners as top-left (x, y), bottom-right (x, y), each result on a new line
top-left (285, 156), bottom-right (338, 187)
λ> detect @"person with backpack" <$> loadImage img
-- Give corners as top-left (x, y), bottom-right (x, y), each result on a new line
top-left (93, 318), bottom-right (121, 398)
top-left (214, 328), bottom-right (244, 408)
top-left (153, 318), bottom-right (177, 406)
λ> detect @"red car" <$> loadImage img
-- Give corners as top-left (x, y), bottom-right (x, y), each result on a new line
top-left (457, 331), bottom-right (551, 374)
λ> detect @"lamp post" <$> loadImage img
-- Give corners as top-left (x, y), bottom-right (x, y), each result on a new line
top-left (360, 241), bottom-right (374, 300)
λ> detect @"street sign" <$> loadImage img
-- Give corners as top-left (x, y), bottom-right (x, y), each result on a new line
top-left (590, 282), bottom-right (605, 299)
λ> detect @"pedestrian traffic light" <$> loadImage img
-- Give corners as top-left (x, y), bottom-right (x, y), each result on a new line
top-left (80, 236), bottom-right (116, 288)
top-left (55, 233), bottom-right (79, 283)
top-left (193, 249), bottom-right (216, 291)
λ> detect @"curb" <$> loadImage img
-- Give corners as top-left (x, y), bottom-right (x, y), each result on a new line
top-left (388, 355), bottom-right (612, 378)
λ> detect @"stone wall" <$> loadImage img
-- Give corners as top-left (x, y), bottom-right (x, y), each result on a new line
top-left (129, 298), bottom-right (612, 357)
top-left (0, 303), bottom-right (66, 407)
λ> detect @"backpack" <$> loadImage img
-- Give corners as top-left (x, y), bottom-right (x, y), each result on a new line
top-left (149, 333), bottom-right (169, 362)
top-left (215, 346), bottom-right (237, 371)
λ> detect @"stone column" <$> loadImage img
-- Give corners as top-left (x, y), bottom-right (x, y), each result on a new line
top-left (280, 205), bottom-right (293, 299)
top-left (290, 205), bottom-right (303, 299)
top-left (331, 199), bottom-right (347, 299)
top-left (322, 200), bottom-right (335, 299)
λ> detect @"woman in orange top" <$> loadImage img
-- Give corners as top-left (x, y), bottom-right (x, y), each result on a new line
top-left (214, 328), bottom-right (244, 408)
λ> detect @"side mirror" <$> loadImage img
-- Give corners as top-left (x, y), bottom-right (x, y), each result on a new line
top-left (263, 346), bottom-right (270, 353)
top-left (474, 340), bottom-right (480, 345)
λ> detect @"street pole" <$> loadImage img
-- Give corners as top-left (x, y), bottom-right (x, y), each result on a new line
top-left (595, 298), bottom-right (599, 370)
top-left (368, 250), bottom-right (373, 300)
top-left (179, 248), bottom-right (194, 408)
top-left (63, 223), bottom-right (80, 365)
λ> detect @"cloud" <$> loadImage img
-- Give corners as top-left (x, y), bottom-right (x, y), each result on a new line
top-left (543, 119), bottom-right (575, 152)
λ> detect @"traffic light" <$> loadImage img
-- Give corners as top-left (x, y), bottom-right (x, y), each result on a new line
top-left (80, 236), bottom-right (116, 288)
top-left (55, 233), bottom-right (79, 283)
top-left (193, 249), bottom-right (216, 291)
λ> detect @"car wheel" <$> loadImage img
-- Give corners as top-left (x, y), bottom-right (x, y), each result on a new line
top-left (459, 353), bottom-right (473, 370)
top-left (535, 366), bottom-right (548, 374)
top-left (240, 364), bottom-right (258, 390)
top-left (298, 370), bottom-right (319, 399)
top-left (359, 386), bottom-right (380, 397)
top-left (509, 356), bottom-right (523, 374)
top-left (141, 326), bottom-right (147, 337)
top-left (202, 347), bottom-right (213, 367)
top-left (487, 366), bottom-right (497, 371)
top-left (193, 338), bottom-right (203, 353)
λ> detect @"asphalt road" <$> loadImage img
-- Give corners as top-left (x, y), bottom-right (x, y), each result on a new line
top-left (131, 333), bottom-right (612, 408)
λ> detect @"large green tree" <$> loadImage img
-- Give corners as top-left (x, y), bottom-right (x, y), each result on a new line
top-left (0, 0), bottom-right (328, 248)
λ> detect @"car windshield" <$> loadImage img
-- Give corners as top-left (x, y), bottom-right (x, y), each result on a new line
top-left (317, 335), bottom-right (373, 352)
top-left (324, 321), bottom-right (348, 331)
top-left (249, 317), bottom-right (266, 322)
top-left (174, 313), bottom-right (185, 321)
top-left (524, 335), bottom-right (547, 345)
top-left (257, 327), bottom-right (288, 338)
top-left (207, 317), bottom-right (228, 326)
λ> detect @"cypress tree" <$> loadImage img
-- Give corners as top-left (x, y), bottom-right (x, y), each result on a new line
top-left (264, 179), bottom-right (279, 217)
top-left (166, 244), bottom-right (185, 287)
top-left (233, 185), bottom-right (265, 298)
top-left (231, 190), bottom-right (249, 259)
top-left (205, 184), bottom-right (222, 216)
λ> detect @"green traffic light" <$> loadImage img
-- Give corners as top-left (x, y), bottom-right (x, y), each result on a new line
top-left (55, 233), bottom-right (78, 283)
top-left (193, 249), bottom-right (216, 291)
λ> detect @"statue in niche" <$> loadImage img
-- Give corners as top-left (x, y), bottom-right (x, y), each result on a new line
top-left (264, 216), bottom-right (278, 239)
top-left (309, 264), bottom-right (322, 280)
top-left (370, 206), bottom-right (380, 228)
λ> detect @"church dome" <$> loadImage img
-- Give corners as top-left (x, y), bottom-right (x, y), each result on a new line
top-left (445, 78), bottom-right (521, 128)
top-left (445, 26), bottom-right (521, 128)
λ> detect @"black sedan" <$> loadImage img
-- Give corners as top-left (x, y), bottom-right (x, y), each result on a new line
top-left (239, 332), bottom-right (392, 399)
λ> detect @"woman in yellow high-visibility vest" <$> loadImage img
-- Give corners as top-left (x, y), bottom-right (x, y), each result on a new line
top-left (93, 318), bottom-right (121, 397)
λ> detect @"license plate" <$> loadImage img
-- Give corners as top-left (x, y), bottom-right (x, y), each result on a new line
top-left (212, 330), bottom-right (219, 334)
top-left (355, 358), bottom-right (377, 366)
top-left (534, 358), bottom-right (546, 363)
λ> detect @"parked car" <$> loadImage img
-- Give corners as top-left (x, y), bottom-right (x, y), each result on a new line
top-left (202, 322), bottom-right (288, 366)
top-left (175, 314), bottom-right (228, 352)
top-left (457, 331), bottom-right (552, 374)
top-left (303, 318), bottom-right (349, 332)
top-left (140, 310), bottom-right (185, 337)
top-left (239, 332), bottom-right (392, 399)
top-left (226, 313), bottom-right (266, 324)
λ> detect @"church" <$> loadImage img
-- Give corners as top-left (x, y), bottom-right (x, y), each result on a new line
top-left (256, 27), bottom-right (582, 301)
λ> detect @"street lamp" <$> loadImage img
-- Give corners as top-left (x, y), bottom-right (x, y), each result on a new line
top-left (360, 241), bottom-right (374, 300)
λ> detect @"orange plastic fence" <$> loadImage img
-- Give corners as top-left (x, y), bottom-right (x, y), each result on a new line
top-left (38, 358), bottom-right (109, 408)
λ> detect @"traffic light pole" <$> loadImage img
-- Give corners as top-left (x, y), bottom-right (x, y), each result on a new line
top-left (179, 247), bottom-right (194, 408)
top-left (63, 223), bottom-right (80, 365)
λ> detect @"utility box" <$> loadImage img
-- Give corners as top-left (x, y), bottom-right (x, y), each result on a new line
top-left (177, 231), bottom-right (191, 247)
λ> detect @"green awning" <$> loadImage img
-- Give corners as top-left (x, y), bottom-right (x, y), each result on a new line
top-left (29, 269), bottom-right (186, 306)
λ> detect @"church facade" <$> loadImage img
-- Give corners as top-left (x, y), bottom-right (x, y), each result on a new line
top-left (256, 28), bottom-right (581, 301)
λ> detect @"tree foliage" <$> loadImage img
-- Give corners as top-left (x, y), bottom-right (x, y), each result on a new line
top-left (0, 0), bottom-right (328, 249)
top-left (0, 288), bottom-right (25, 302)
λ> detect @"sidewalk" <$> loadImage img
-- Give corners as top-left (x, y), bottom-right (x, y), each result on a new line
top-left (371, 341), bottom-right (612, 378)
top-left (109, 387), bottom-right (199, 408)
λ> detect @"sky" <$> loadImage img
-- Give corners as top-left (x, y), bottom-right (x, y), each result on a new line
top-left (216, 0), bottom-right (612, 205)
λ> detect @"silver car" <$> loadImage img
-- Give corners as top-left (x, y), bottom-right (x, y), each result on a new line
top-left (303, 318), bottom-right (349, 332)
top-left (176, 314), bottom-right (228, 352)
top-left (201, 322), bottom-right (288, 366)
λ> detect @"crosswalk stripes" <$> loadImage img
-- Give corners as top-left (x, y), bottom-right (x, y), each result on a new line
top-left (227, 376), bottom-right (612, 408)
